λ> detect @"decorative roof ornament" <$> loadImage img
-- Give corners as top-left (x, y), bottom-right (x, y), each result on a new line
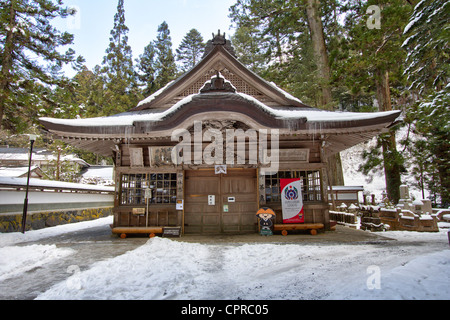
top-left (212, 29), bottom-right (228, 45)
top-left (199, 71), bottom-right (237, 93)
top-left (202, 29), bottom-right (237, 58)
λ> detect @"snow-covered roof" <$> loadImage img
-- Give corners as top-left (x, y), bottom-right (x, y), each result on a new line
top-left (0, 166), bottom-right (43, 178)
top-left (136, 80), bottom-right (175, 108)
top-left (41, 94), bottom-right (195, 127)
top-left (0, 176), bottom-right (114, 193)
top-left (0, 148), bottom-right (89, 167)
top-left (235, 92), bottom-right (401, 122)
top-left (132, 43), bottom-right (308, 111)
top-left (268, 81), bottom-right (303, 105)
top-left (81, 166), bottom-right (114, 180)
top-left (40, 91), bottom-right (401, 128)
top-left (135, 70), bottom-right (305, 109)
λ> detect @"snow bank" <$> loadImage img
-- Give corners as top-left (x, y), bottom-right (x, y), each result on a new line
top-left (0, 244), bottom-right (74, 281)
top-left (341, 140), bottom-right (387, 201)
top-left (2, 216), bottom-right (448, 300)
top-left (36, 237), bottom-right (211, 300)
top-left (35, 230), bottom-right (450, 300)
top-left (0, 216), bottom-right (113, 247)
top-left (36, 238), bottom-right (330, 300)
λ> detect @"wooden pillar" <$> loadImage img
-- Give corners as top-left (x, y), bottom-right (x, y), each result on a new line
top-left (177, 169), bottom-right (185, 233)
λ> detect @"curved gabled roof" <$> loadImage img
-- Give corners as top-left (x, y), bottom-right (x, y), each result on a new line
top-left (39, 85), bottom-right (401, 156)
top-left (40, 86), bottom-right (401, 135)
top-left (131, 44), bottom-right (309, 111)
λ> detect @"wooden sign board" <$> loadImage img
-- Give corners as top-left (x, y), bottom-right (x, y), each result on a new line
top-left (149, 146), bottom-right (173, 167)
top-left (132, 208), bottom-right (145, 215)
top-left (163, 227), bottom-right (181, 238)
top-left (130, 148), bottom-right (144, 167)
top-left (263, 148), bottom-right (310, 163)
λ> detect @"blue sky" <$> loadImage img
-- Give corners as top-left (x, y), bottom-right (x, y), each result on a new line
top-left (55, 0), bottom-right (236, 77)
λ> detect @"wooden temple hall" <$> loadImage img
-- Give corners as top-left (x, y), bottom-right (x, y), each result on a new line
top-left (40, 32), bottom-right (401, 237)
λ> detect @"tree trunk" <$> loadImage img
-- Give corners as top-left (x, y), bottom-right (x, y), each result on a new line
top-left (0, 0), bottom-right (16, 129)
top-left (376, 69), bottom-right (402, 204)
top-left (435, 137), bottom-right (450, 207)
top-left (305, 0), bottom-right (333, 110)
top-left (381, 133), bottom-right (402, 204)
top-left (306, 0), bottom-right (344, 186)
top-left (327, 153), bottom-right (344, 186)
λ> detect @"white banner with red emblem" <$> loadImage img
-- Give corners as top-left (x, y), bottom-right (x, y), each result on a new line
top-left (280, 178), bottom-right (304, 223)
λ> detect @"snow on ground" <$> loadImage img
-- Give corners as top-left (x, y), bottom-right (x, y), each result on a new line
top-left (333, 249), bottom-right (450, 300)
top-left (1, 217), bottom-right (449, 300)
top-left (34, 235), bottom-right (449, 300)
top-left (0, 217), bottom-right (112, 283)
top-left (0, 244), bottom-right (74, 282)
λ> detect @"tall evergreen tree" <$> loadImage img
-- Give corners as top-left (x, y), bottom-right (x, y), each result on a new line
top-left (334, 0), bottom-right (412, 204)
top-left (136, 42), bottom-right (157, 97)
top-left (154, 21), bottom-right (177, 90)
top-left (229, 0), bottom-right (298, 70)
top-left (39, 65), bottom-right (104, 120)
top-left (304, 0), bottom-right (344, 187)
top-left (231, 24), bottom-right (267, 74)
top-left (0, 0), bottom-right (83, 131)
top-left (176, 28), bottom-right (205, 72)
top-left (101, 0), bottom-right (138, 115)
top-left (402, 0), bottom-right (449, 96)
top-left (73, 66), bottom-right (105, 118)
top-left (402, 0), bottom-right (450, 206)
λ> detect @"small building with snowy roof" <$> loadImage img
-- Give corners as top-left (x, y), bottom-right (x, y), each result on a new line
top-left (39, 32), bottom-right (401, 236)
top-left (0, 147), bottom-right (88, 168)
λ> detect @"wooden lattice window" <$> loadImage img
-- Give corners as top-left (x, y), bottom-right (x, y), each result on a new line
top-left (178, 68), bottom-right (266, 99)
top-left (264, 170), bottom-right (322, 203)
top-left (120, 173), bottom-right (177, 205)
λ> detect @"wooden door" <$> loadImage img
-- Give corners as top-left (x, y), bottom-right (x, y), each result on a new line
top-left (184, 169), bottom-right (258, 234)
top-left (220, 169), bottom-right (258, 233)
